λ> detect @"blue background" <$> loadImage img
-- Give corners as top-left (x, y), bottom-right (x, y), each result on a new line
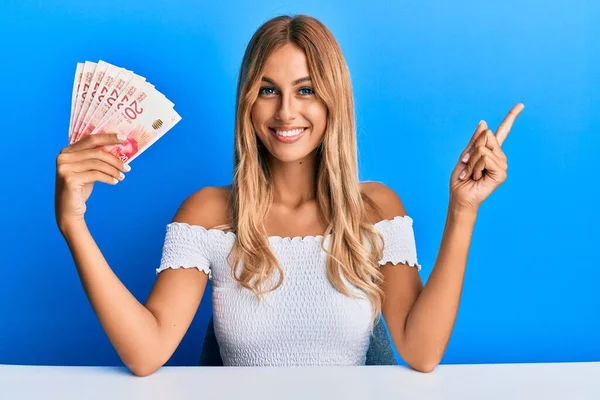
top-left (1, 0), bottom-right (598, 367)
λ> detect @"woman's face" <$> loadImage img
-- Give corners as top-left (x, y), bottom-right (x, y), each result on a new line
top-left (251, 43), bottom-right (327, 163)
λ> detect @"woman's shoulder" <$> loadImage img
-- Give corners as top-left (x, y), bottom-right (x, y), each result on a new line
top-left (171, 185), bottom-right (232, 228)
top-left (360, 181), bottom-right (407, 224)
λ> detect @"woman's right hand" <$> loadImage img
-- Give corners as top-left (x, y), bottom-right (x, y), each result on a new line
top-left (55, 133), bottom-right (131, 231)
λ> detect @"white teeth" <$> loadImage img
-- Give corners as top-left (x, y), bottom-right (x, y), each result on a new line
top-left (275, 128), bottom-right (305, 137)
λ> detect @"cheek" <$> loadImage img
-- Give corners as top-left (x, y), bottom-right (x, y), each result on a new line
top-left (251, 101), bottom-right (272, 127)
top-left (305, 103), bottom-right (327, 130)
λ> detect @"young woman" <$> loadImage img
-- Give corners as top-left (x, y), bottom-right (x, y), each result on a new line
top-left (54, 14), bottom-right (523, 376)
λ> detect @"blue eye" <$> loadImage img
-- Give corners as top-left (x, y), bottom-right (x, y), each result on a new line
top-left (299, 87), bottom-right (315, 96)
top-left (258, 86), bottom-right (315, 97)
top-left (259, 87), bottom-right (277, 96)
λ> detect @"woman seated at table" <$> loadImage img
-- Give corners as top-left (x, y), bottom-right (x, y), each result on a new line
top-left (54, 14), bottom-right (521, 376)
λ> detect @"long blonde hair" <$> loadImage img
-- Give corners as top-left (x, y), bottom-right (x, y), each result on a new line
top-left (214, 14), bottom-right (386, 329)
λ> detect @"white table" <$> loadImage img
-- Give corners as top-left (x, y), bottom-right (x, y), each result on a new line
top-left (1, 362), bottom-right (599, 399)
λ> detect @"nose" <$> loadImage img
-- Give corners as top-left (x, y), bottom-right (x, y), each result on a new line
top-left (275, 92), bottom-right (296, 122)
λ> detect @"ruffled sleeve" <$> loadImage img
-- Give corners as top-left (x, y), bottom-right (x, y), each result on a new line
top-left (374, 216), bottom-right (422, 271)
top-left (156, 222), bottom-right (213, 278)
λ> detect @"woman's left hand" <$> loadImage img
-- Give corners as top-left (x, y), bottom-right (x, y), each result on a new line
top-left (449, 103), bottom-right (525, 213)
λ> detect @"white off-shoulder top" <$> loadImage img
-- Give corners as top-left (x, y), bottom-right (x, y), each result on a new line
top-left (156, 216), bottom-right (421, 367)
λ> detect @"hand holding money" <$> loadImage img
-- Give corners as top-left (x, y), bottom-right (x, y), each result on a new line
top-left (67, 60), bottom-right (181, 164)
top-left (56, 60), bottom-right (181, 230)
top-left (55, 134), bottom-right (131, 230)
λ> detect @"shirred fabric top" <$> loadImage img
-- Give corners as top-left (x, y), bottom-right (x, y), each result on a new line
top-left (156, 216), bottom-right (421, 366)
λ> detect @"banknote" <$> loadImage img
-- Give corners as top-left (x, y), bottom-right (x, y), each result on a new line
top-left (72, 60), bottom-right (109, 139)
top-left (68, 60), bottom-right (182, 165)
top-left (68, 63), bottom-right (84, 137)
top-left (95, 92), bottom-right (181, 164)
top-left (83, 75), bottom-right (150, 140)
top-left (70, 61), bottom-right (97, 141)
top-left (73, 61), bottom-right (120, 140)
top-left (74, 68), bottom-right (135, 143)
top-left (89, 78), bottom-right (165, 137)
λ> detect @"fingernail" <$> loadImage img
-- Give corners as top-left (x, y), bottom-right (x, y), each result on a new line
top-left (124, 164), bottom-right (131, 172)
top-left (478, 120), bottom-right (484, 126)
top-left (459, 170), bottom-right (467, 180)
top-left (119, 172), bottom-right (125, 180)
top-left (117, 134), bottom-right (127, 141)
top-left (462, 153), bottom-right (470, 163)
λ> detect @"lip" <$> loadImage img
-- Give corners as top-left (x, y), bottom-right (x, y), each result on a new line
top-left (270, 125), bottom-right (307, 131)
top-left (269, 127), bottom-right (308, 143)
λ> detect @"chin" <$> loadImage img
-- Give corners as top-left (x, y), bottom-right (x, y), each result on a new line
top-left (268, 147), bottom-right (317, 163)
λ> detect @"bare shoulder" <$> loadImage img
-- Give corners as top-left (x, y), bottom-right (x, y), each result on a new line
top-left (360, 181), bottom-right (408, 223)
top-left (172, 184), bottom-right (232, 228)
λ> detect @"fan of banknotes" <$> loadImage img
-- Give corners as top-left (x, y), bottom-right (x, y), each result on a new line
top-left (68, 60), bottom-right (181, 164)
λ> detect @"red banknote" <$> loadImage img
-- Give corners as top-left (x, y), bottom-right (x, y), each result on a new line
top-left (68, 60), bottom-right (181, 165)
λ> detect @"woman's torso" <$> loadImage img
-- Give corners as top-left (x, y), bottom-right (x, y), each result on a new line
top-left (201, 182), bottom-right (384, 366)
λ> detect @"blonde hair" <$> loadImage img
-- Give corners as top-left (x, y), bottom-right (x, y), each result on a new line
top-left (214, 14), bottom-right (386, 329)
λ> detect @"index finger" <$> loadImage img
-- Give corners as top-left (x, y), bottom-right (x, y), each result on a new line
top-left (65, 132), bottom-right (126, 153)
top-left (495, 103), bottom-right (525, 146)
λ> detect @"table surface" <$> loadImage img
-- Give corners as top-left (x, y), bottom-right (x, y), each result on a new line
top-left (1, 362), bottom-right (599, 400)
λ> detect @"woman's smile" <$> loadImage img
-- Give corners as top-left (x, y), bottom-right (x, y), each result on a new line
top-left (269, 126), bottom-right (309, 143)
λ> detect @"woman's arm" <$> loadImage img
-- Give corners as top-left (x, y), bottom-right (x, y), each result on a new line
top-left (61, 220), bottom-right (175, 376)
top-left (60, 187), bottom-right (222, 376)
top-left (366, 182), bottom-right (476, 373)
top-left (387, 204), bottom-right (476, 373)
top-left (395, 105), bottom-right (521, 371)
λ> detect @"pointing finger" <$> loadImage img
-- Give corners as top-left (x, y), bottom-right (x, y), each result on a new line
top-left (495, 103), bottom-right (525, 146)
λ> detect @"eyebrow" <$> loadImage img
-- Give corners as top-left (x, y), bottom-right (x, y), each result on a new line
top-left (261, 76), bottom-right (312, 86)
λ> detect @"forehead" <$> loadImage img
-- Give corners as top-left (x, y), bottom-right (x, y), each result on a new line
top-left (262, 43), bottom-right (310, 82)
